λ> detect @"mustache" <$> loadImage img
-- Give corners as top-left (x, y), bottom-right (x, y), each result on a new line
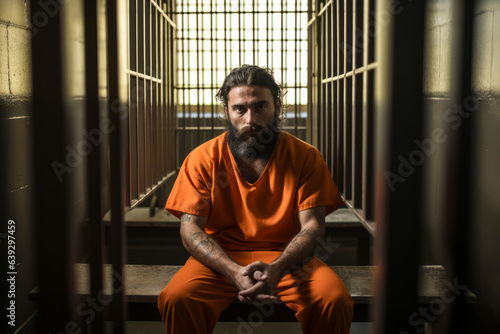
top-left (237, 125), bottom-right (265, 137)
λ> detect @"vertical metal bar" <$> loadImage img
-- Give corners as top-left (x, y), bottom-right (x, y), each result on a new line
top-left (160, 2), bottom-right (165, 179)
top-left (211, 0), bottom-right (215, 138)
top-left (196, 0), bottom-right (200, 146)
top-left (326, 6), bottom-right (332, 167)
top-left (138, 0), bottom-right (145, 195)
top-left (172, 0), bottom-right (177, 171)
top-left (266, 0), bottom-right (270, 67)
top-left (319, 7), bottom-right (324, 153)
top-left (182, 3), bottom-right (187, 167)
top-left (337, 0), bottom-right (344, 193)
top-left (107, 0), bottom-right (128, 330)
top-left (145, 0), bottom-right (151, 192)
top-left (151, 1), bottom-right (157, 187)
top-left (443, 0), bottom-right (476, 332)
top-left (343, 0), bottom-right (352, 202)
top-left (130, 0), bottom-right (139, 202)
top-left (352, 0), bottom-right (363, 207)
top-left (84, 0), bottom-right (105, 332)
top-left (253, 0), bottom-right (256, 65)
top-left (294, 0), bottom-right (298, 136)
top-left (373, 0), bottom-right (426, 332)
top-left (239, 0), bottom-right (242, 65)
top-left (31, 0), bottom-right (76, 331)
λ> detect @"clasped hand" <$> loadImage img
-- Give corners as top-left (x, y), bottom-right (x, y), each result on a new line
top-left (234, 261), bottom-right (282, 304)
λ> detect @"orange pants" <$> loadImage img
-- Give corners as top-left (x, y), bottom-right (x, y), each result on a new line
top-left (157, 251), bottom-right (354, 334)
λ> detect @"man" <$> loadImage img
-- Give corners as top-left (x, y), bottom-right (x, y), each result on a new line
top-left (158, 65), bottom-right (353, 333)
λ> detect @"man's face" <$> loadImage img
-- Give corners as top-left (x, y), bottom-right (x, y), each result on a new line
top-left (225, 85), bottom-right (281, 160)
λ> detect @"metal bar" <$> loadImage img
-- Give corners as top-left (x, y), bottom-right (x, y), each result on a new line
top-left (443, 0), bottom-right (476, 332)
top-left (174, 9), bottom-right (309, 15)
top-left (151, 0), bottom-right (177, 28)
top-left (181, 3), bottom-right (187, 168)
top-left (352, 0), bottom-right (363, 207)
top-left (253, 0), bottom-right (256, 65)
top-left (196, 0), bottom-right (200, 147)
top-left (31, 0), bottom-right (76, 331)
top-left (84, 0), bottom-right (104, 332)
top-left (239, 0), bottom-right (242, 65)
top-left (138, 0), bottom-right (146, 195)
top-left (211, 0), bottom-right (215, 139)
top-left (320, 63), bottom-right (378, 83)
top-left (107, 0), bottom-right (128, 330)
top-left (145, 0), bottom-right (152, 192)
top-left (151, 1), bottom-right (158, 186)
top-left (294, 0), bottom-right (298, 136)
top-left (336, 0), bottom-right (344, 193)
top-left (130, 0), bottom-right (139, 202)
top-left (328, 0), bottom-right (338, 182)
top-left (160, 2), bottom-right (165, 180)
top-left (373, 0), bottom-right (427, 332)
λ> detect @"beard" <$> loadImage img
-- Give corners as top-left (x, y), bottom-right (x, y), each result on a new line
top-left (226, 116), bottom-right (281, 162)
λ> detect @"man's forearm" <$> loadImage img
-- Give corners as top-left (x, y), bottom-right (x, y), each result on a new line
top-left (271, 227), bottom-right (323, 276)
top-left (180, 214), bottom-right (240, 282)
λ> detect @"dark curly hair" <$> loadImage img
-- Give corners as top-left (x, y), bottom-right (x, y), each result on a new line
top-left (215, 65), bottom-right (286, 117)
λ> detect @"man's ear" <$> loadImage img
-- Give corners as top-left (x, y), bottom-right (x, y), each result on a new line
top-left (275, 101), bottom-right (281, 117)
top-left (224, 107), bottom-right (229, 119)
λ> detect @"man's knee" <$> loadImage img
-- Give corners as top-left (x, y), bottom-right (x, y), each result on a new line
top-left (321, 288), bottom-right (354, 313)
top-left (157, 284), bottom-right (191, 316)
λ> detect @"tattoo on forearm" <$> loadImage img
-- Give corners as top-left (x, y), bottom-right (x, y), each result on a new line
top-left (284, 229), bottom-right (317, 253)
top-left (180, 213), bottom-right (191, 223)
top-left (295, 229), bottom-right (316, 239)
top-left (190, 232), bottom-right (214, 258)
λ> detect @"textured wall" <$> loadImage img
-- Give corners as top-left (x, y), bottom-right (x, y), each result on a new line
top-left (422, 0), bottom-right (500, 331)
top-left (0, 0), bottom-right (37, 333)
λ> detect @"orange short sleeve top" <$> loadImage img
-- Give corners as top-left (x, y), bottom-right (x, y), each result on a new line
top-left (165, 131), bottom-right (344, 251)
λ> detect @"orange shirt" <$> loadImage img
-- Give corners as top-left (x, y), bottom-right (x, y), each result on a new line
top-left (165, 131), bottom-right (344, 251)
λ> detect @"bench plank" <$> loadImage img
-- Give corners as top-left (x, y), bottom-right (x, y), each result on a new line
top-left (104, 207), bottom-right (365, 229)
top-left (68, 263), bottom-right (474, 304)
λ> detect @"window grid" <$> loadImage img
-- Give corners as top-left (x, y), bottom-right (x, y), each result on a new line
top-left (308, 0), bottom-right (376, 222)
top-left (175, 0), bottom-right (309, 165)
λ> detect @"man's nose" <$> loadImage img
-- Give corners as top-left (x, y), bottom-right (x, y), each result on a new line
top-left (245, 108), bottom-right (256, 125)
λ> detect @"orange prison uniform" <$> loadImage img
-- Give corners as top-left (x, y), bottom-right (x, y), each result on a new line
top-left (158, 131), bottom-right (354, 333)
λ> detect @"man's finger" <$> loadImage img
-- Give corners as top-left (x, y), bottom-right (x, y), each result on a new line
top-left (238, 281), bottom-right (265, 297)
top-left (254, 294), bottom-right (279, 302)
top-left (252, 270), bottom-right (267, 281)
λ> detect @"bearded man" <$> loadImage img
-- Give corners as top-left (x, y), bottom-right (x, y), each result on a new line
top-left (157, 65), bottom-right (354, 333)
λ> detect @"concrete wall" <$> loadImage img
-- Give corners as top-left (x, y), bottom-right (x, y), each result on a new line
top-left (423, 0), bottom-right (500, 331)
top-left (0, 0), bottom-right (37, 333)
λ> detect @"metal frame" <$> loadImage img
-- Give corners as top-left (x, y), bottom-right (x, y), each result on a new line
top-left (128, 0), bottom-right (177, 208)
top-left (308, 0), bottom-right (377, 233)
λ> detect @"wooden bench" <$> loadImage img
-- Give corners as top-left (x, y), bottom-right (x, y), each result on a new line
top-left (30, 263), bottom-right (476, 324)
top-left (104, 207), bottom-right (373, 264)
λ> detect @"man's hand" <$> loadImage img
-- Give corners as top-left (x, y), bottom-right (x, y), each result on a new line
top-left (237, 261), bottom-right (282, 303)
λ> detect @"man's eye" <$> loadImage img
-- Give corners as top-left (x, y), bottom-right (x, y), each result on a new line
top-left (256, 104), bottom-right (265, 111)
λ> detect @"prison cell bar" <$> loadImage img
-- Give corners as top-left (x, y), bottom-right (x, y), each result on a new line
top-left (442, 0), bottom-right (476, 332)
top-left (373, 0), bottom-right (427, 332)
top-left (107, 0), bottom-right (128, 331)
top-left (32, 0), bottom-right (77, 331)
top-left (84, 0), bottom-right (105, 332)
